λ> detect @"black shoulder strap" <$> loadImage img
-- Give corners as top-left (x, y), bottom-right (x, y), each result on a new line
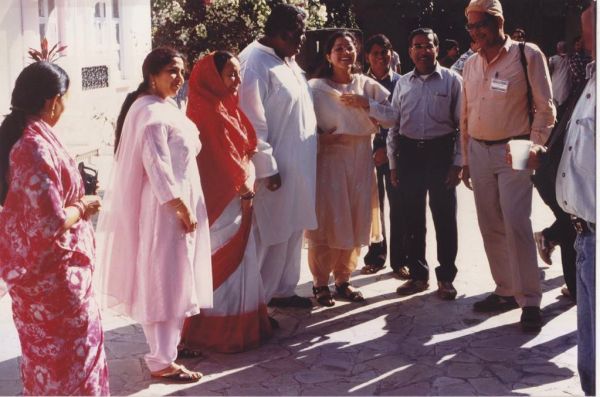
top-left (519, 42), bottom-right (534, 126)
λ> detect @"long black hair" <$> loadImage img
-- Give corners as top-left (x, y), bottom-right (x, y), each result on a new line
top-left (114, 47), bottom-right (185, 152)
top-left (0, 61), bottom-right (70, 205)
top-left (313, 31), bottom-right (361, 79)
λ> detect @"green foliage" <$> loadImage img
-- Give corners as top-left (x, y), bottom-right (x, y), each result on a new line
top-left (151, 0), bottom-right (328, 63)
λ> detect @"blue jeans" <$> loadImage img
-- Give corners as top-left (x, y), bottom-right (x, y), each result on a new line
top-left (575, 227), bottom-right (595, 395)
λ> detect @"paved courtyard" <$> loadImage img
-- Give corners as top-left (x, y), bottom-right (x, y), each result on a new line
top-left (0, 184), bottom-right (581, 396)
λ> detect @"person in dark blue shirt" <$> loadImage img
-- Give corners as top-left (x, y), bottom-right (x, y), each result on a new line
top-left (360, 34), bottom-right (407, 278)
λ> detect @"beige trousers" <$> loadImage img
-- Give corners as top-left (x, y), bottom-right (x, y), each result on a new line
top-left (469, 139), bottom-right (541, 307)
top-left (308, 245), bottom-right (361, 287)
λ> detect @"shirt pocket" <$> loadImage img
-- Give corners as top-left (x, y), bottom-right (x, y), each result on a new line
top-left (572, 117), bottom-right (595, 176)
top-left (428, 90), bottom-right (452, 123)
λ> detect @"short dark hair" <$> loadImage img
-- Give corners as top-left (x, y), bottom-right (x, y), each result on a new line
top-left (264, 4), bottom-right (306, 38)
top-left (408, 28), bottom-right (439, 47)
top-left (512, 28), bottom-right (526, 39)
top-left (365, 34), bottom-right (392, 54)
top-left (440, 39), bottom-right (459, 56)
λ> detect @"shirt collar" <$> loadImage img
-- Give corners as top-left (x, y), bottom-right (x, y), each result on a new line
top-left (367, 67), bottom-right (394, 82)
top-left (476, 35), bottom-right (512, 61)
top-left (409, 62), bottom-right (442, 81)
top-left (586, 61), bottom-right (596, 79)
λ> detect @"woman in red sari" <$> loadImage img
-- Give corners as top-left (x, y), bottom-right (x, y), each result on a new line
top-left (0, 62), bottom-right (108, 395)
top-left (180, 51), bottom-right (273, 353)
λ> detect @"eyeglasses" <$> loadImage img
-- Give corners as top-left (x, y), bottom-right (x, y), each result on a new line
top-left (465, 19), bottom-right (491, 31)
top-left (411, 43), bottom-right (436, 51)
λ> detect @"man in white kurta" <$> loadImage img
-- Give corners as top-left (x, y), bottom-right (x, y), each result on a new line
top-left (238, 4), bottom-right (317, 308)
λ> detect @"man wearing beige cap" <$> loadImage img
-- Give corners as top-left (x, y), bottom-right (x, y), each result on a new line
top-left (460, 0), bottom-right (556, 332)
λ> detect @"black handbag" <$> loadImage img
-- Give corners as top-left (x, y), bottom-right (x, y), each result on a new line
top-left (78, 162), bottom-right (98, 195)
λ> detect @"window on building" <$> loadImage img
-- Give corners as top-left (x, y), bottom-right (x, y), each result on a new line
top-left (111, 0), bottom-right (122, 72)
top-left (94, 1), bottom-right (107, 45)
top-left (38, 0), bottom-right (57, 41)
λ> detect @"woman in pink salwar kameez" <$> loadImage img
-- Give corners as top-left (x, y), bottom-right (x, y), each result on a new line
top-left (96, 48), bottom-right (212, 383)
top-left (0, 62), bottom-right (109, 395)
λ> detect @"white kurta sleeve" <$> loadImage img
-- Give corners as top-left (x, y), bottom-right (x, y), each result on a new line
top-left (238, 67), bottom-right (279, 179)
top-left (364, 77), bottom-right (397, 128)
top-left (141, 123), bottom-right (180, 204)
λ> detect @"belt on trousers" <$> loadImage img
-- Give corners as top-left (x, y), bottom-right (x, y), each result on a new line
top-left (472, 134), bottom-right (530, 146)
top-left (571, 215), bottom-right (595, 234)
top-left (398, 133), bottom-right (456, 149)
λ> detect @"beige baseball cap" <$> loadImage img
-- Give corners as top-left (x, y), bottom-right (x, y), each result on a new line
top-left (465, 0), bottom-right (504, 22)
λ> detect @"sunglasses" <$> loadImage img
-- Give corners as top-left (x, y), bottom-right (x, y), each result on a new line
top-left (465, 19), bottom-right (491, 31)
top-left (411, 43), bottom-right (436, 51)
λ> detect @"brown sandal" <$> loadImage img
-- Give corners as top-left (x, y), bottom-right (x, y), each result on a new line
top-left (151, 364), bottom-right (203, 383)
top-left (312, 285), bottom-right (335, 307)
top-left (335, 282), bottom-right (365, 303)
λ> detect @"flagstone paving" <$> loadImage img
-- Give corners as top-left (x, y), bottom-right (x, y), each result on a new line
top-left (0, 186), bottom-right (582, 396)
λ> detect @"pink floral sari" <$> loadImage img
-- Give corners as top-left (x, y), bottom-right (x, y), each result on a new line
top-left (0, 118), bottom-right (109, 395)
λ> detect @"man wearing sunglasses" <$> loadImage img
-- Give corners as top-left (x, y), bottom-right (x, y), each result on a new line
top-left (460, 0), bottom-right (555, 332)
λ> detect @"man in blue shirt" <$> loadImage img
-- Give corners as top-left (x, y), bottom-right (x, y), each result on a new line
top-left (387, 28), bottom-right (463, 300)
top-left (360, 34), bottom-right (406, 278)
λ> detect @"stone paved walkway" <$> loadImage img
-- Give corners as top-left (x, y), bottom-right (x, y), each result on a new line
top-left (0, 186), bottom-right (581, 396)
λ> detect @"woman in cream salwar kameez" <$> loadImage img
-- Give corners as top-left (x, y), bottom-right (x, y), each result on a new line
top-left (306, 31), bottom-right (396, 307)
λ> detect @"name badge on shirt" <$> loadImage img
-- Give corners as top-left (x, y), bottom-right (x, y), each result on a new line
top-left (491, 78), bottom-right (509, 93)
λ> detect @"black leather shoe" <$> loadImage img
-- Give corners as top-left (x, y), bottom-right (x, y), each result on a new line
top-left (396, 279), bottom-right (428, 296)
top-left (473, 293), bottom-right (519, 313)
top-left (520, 306), bottom-right (543, 332)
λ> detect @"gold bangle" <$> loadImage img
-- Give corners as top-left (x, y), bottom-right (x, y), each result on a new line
top-left (73, 201), bottom-right (85, 218)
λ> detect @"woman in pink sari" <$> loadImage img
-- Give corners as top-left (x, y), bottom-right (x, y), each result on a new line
top-left (0, 62), bottom-right (108, 395)
top-left (179, 51), bottom-right (272, 353)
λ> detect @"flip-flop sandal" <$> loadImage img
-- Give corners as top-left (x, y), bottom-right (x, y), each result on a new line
top-left (360, 263), bottom-right (386, 274)
top-left (177, 347), bottom-right (203, 360)
top-left (151, 364), bottom-right (203, 383)
top-left (335, 282), bottom-right (365, 303)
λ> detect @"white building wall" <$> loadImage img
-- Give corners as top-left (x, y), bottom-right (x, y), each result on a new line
top-left (0, 0), bottom-right (152, 157)
top-left (0, 1), bottom-right (26, 113)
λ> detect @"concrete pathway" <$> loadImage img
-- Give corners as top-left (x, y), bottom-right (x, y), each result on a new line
top-left (0, 185), bottom-right (581, 396)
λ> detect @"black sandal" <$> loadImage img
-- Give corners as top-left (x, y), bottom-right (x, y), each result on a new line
top-left (360, 262), bottom-right (386, 274)
top-left (312, 285), bottom-right (335, 307)
top-left (335, 282), bottom-right (365, 303)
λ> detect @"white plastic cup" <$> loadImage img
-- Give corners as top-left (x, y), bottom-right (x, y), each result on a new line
top-left (508, 139), bottom-right (533, 170)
